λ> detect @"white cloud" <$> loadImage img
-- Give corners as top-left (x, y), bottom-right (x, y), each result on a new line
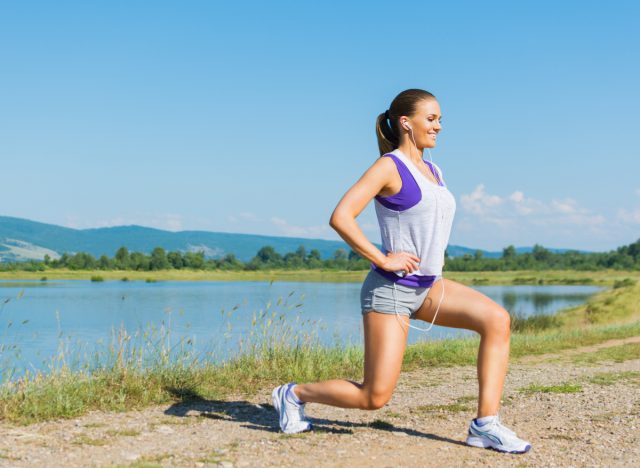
top-left (617, 208), bottom-right (640, 224)
top-left (458, 185), bottom-right (606, 228)
top-left (509, 191), bottom-right (524, 203)
top-left (507, 190), bottom-right (544, 215)
top-left (63, 214), bottom-right (184, 232)
top-left (460, 184), bottom-right (503, 215)
top-left (453, 185), bottom-right (618, 250)
top-left (551, 198), bottom-right (578, 214)
top-left (228, 211), bottom-right (261, 224)
top-left (270, 217), bottom-right (332, 238)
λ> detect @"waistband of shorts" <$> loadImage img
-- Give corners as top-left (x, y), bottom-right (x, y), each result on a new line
top-left (370, 263), bottom-right (438, 288)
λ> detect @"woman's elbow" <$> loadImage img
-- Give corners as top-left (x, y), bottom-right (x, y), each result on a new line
top-left (329, 210), bottom-right (349, 231)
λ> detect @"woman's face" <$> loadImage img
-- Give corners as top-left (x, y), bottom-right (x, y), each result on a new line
top-left (403, 99), bottom-right (442, 149)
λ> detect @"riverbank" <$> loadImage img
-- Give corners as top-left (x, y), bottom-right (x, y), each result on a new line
top-left (0, 272), bottom-right (638, 427)
top-left (1, 336), bottom-right (638, 466)
top-left (1, 268), bottom-right (638, 286)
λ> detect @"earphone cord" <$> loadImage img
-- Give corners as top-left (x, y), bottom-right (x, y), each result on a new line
top-left (394, 130), bottom-right (445, 333)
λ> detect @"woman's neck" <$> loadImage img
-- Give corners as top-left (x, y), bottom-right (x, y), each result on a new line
top-left (397, 143), bottom-right (424, 163)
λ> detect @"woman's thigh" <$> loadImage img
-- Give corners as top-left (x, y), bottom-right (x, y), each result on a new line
top-left (412, 278), bottom-right (510, 333)
top-left (362, 311), bottom-right (408, 401)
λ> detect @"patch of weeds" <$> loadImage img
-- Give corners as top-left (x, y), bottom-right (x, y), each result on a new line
top-left (415, 403), bottom-right (470, 413)
top-left (519, 383), bottom-right (582, 394)
top-left (145, 278), bottom-right (157, 283)
top-left (153, 417), bottom-right (191, 426)
top-left (512, 277), bottom-right (537, 285)
top-left (72, 434), bottom-right (109, 446)
top-left (571, 343), bottom-right (640, 365)
top-left (591, 411), bottom-right (622, 422)
top-left (511, 312), bottom-right (561, 332)
top-left (106, 428), bottom-right (141, 437)
top-left (613, 278), bottom-right (636, 289)
top-left (587, 371), bottom-right (640, 386)
top-left (0, 450), bottom-right (20, 461)
top-left (90, 275), bottom-right (104, 282)
top-left (199, 447), bottom-right (233, 464)
top-left (127, 462), bottom-right (163, 468)
top-left (136, 453), bottom-right (172, 464)
top-left (383, 410), bottom-right (403, 418)
top-left (83, 422), bottom-right (106, 428)
top-left (471, 278), bottom-right (489, 285)
top-left (456, 395), bottom-right (477, 404)
top-left (369, 419), bottom-right (394, 430)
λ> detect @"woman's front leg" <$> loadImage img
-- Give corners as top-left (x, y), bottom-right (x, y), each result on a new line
top-left (412, 278), bottom-right (511, 417)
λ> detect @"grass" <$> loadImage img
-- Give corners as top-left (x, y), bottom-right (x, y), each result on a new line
top-left (72, 434), bottom-right (109, 446)
top-left (1, 268), bottom-right (639, 286)
top-left (414, 403), bottom-right (470, 413)
top-left (570, 343), bottom-right (640, 365)
top-left (0, 269), bottom-right (638, 425)
top-left (519, 383), bottom-right (583, 394)
top-left (106, 428), bottom-right (141, 437)
top-left (587, 371), bottom-right (640, 386)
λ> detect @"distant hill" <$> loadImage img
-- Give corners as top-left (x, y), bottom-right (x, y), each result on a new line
top-left (0, 215), bottom-right (587, 263)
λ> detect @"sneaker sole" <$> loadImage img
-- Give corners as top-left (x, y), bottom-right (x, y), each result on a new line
top-left (466, 435), bottom-right (531, 454)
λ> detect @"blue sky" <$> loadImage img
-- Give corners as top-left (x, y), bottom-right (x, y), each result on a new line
top-left (1, 1), bottom-right (638, 252)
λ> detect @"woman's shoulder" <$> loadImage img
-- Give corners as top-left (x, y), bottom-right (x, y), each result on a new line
top-left (371, 153), bottom-right (401, 170)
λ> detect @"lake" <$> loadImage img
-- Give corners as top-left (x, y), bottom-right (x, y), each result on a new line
top-left (0, 279), bottom-right (603, 380)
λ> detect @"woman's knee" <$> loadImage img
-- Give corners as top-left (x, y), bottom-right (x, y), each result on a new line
top-left (479, 306), bottom-right (511, 338)
top-left (360, 389), bottom-right (392, 410)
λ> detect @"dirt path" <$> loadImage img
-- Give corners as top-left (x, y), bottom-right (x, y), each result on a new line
top-left (1, 337), bottom-right (638, 467)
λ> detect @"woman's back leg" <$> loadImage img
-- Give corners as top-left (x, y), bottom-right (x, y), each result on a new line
top-left (293, 311), bottom-right (408, 410)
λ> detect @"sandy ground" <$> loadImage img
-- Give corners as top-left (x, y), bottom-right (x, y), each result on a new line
top-left (1, 337), bottom-right (638, 467)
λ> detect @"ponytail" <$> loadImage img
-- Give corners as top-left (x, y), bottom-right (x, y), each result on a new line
top-left (375, 110), bottom-right (399, 157)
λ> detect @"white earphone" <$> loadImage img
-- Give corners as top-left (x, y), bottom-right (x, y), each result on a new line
top-left (391, 119), bottom-right (446, 334)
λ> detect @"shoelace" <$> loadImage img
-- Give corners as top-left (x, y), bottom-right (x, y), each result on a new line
top-left (287, 387), bottom-right (307, 421)
top-left (494, 415), bottom-right (517, 437)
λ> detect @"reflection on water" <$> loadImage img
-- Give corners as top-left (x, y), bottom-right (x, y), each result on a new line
top-left (0, 279), bottom-right (603, 379)
top-left (487, 285), bottom-right (600, 316)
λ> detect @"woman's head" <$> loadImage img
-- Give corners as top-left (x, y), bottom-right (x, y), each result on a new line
top-left (375, 89), bottom-right (441, 156)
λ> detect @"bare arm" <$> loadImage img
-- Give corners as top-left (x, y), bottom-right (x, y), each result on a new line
top-left (329, 157), bottom-right (420, 273)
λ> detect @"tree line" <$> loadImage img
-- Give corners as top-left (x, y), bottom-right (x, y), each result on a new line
top-left (445, 240), bottom-right (640, 271)
top-left (1, 238), bottom-right (639, 272)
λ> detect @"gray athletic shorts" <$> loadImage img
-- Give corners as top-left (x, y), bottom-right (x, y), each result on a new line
top-left (360, 269), bottom-right (438, 319)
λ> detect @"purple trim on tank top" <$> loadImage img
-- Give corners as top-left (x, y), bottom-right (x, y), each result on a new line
top-left (374, 154), bottom-right (422, 211)
top-left (370, 263), bottom-right (437, 288)
top-left (424, 160), bottom-right (444, 186)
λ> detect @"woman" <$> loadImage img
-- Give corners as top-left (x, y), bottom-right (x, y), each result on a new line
top-left (272, 89), bottom-right (531, 454)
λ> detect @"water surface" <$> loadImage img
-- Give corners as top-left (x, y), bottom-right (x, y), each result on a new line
top-left (0, 279), bottom-right (603, 379)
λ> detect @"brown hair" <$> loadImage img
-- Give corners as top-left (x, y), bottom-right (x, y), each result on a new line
top-left (375, 88), bottom-right (436, 156)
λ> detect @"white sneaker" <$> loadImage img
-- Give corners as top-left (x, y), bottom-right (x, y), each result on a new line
top-left (466, 414), bottom-right (531, 454)
top-left (271, 383), bottom-right (313, 434)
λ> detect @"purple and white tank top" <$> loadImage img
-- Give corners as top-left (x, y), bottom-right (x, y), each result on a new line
top-left (371, 148), bottom-right (457, 288)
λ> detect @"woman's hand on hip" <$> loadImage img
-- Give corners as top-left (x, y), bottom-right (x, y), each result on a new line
top-left (380, 252), bottom-right (421, 275)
